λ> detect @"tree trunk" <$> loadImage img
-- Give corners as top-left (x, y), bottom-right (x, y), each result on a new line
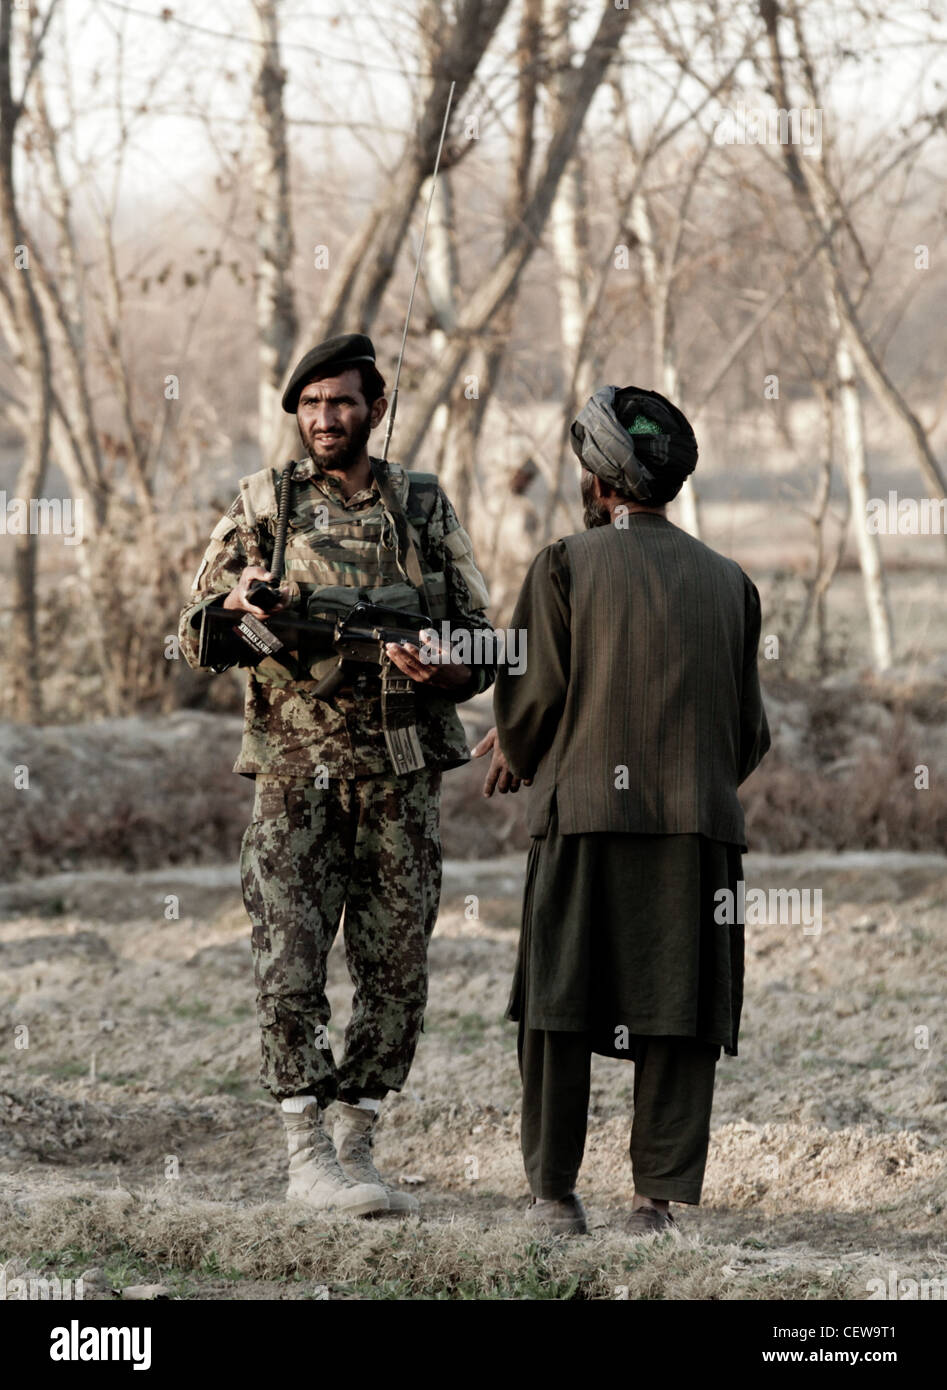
top-left (434, 0), bottom-right (542, 519)
top-left (835, 331), bottom-right (894, 671)
top-left (0, 0), bottom-right (53, 720)
top-left (424, 171), bottom-right (459, 478)
top-left (629, 187), bottom-right (702, 538)
top-left (32, 71), bottom-right (107, 526)
top-left (251, 0), bottom-right (298, 464)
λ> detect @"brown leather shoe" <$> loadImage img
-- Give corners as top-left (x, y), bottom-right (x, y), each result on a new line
top-left (525, 1193), bottom-right (588, 1235)
top-left (626, 1205), bottom-right (677, 1238)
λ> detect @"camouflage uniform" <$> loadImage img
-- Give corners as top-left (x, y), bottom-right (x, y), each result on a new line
top-left (179, 456), bottom-right (495, 1101)
top-left (178, 457), bottom-right (495, 778)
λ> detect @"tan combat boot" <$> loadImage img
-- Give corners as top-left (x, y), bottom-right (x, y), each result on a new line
top-left (283, 1104), bottom-right (389, 1217)
top-left (333, 1101), bottom-right (419, 1215)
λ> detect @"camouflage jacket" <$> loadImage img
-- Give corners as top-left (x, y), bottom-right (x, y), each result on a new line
top-left (179, 457), bottom-right (496, 778)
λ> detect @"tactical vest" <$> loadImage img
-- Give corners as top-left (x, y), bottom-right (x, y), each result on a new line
top-left (230, 457), bottom-right (478, 777)
top-left (239, 458), bottom-right (449, 623)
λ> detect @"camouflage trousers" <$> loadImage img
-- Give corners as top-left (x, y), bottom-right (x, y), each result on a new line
top-left (240, 768), bottom-right (442, 1104)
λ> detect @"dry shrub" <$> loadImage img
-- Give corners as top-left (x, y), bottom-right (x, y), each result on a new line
top-left (743, 681), bottom-right (947, 853)
top-left (2, 672), bottom-right (944, 879)
top-left (2, 713), bottom-right (251, 879)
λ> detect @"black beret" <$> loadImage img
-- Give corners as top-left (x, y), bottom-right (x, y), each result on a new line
top-left (281, 333), bottom-right (377, 413)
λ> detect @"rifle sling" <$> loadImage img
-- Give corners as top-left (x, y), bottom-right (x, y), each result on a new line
top-left (370, 456), bottom-right (429, 610)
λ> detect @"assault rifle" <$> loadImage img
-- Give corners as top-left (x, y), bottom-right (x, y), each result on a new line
top-left (197, 598), bottom-right (448, 778)
top-left (197, 597), bottom-right (436, 697)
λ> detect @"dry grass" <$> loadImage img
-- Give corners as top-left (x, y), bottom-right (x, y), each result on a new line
top-left (1, 851), bottom-right (945, 1300)
top-left (0, 1190), bottom-right (872, 1301)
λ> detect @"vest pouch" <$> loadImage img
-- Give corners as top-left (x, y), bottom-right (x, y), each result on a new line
top-left (305, 585), bottom-right (368, 624)
top-left (300, 586), bottom-right (360, 684)
top-left (307, 581), bottom-right (431, 623)
top-left (302, 582), bottom-right (431, 684)
top-left (362, 580), bottom-right (431, 616)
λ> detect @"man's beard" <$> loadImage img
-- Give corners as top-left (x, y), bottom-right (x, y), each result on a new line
top-left (581, 471), bottom-right (610, 529)
top-left (304, 413), bottom-right (373, 472)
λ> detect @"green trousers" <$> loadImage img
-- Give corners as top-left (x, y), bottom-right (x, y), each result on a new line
top-left (240, 769), bottom-right (442, 1104)
top-left (518, 1024), bottom-right (720, 1204)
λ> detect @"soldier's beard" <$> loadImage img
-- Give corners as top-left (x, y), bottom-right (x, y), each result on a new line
top-left (305, 413), bottom-right (374, 472)
top-left (581, 471), bottom-right (610, 529)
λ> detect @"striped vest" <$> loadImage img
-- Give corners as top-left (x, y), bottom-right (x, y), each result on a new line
top-left (529, 515), bottom-right (757, 846)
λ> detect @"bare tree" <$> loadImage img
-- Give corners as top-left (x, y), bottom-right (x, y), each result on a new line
top-left (536, 11), bottom-right (750, 539)
top-left (626, 127), bottom-right (718, 540)
top-left (399, 1), bottom-right (635, 463)
top-left (0, 0), bottom-right (56, 720)
top-left (546, 0), bottom-right (596, 408)
top-left (756, 0), bottom-right (901, 667)
top-left (315, 0), bottom-right (512, 341)
top-left (251, 0), bottom-right (297, 459)
top-left (423, 170), bottom-right (460, 477)
top-left (265, 0), bottom-right (513, 464)
top-left (760, 0), bottom-right (946, 510)
top-left (434, 0), bottom-right (544, 520)
top-left (788, 377), bottom-right (850, 672)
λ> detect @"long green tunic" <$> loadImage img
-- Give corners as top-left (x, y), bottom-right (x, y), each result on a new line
top-left (507, 797), bottom-right (745, 1056)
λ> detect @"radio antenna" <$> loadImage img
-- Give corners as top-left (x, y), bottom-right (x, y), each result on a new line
top-left (380, 80), bottom-right (456, 464)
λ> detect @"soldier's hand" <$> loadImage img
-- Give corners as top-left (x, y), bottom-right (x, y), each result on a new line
top-left (223, 566), bottom-right (291, 619)
top-left (384, 640), bottom-right (473, 691)
top-left (471, 725), bottom-right (531, 797)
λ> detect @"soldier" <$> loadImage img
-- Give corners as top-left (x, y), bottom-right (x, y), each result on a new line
top-left (179, 334), bottom-right (496, 1217)
top-left (474, 385), bottom-right (770, 1236)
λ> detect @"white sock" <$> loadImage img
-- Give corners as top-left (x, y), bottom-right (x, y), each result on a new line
top-left (353, 1097), bottom-right (381, 1113)
top-left (281, 1094), bottom-right (318, 1114)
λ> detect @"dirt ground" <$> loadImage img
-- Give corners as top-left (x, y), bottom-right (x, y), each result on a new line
top-left (0, 851), bottom-right (944, 1301)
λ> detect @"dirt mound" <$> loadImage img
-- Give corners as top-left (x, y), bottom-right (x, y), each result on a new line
top-left (0, 931), bottom-right (113, 968)
top-left (0, 1086), bottom-right (236, 1167)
